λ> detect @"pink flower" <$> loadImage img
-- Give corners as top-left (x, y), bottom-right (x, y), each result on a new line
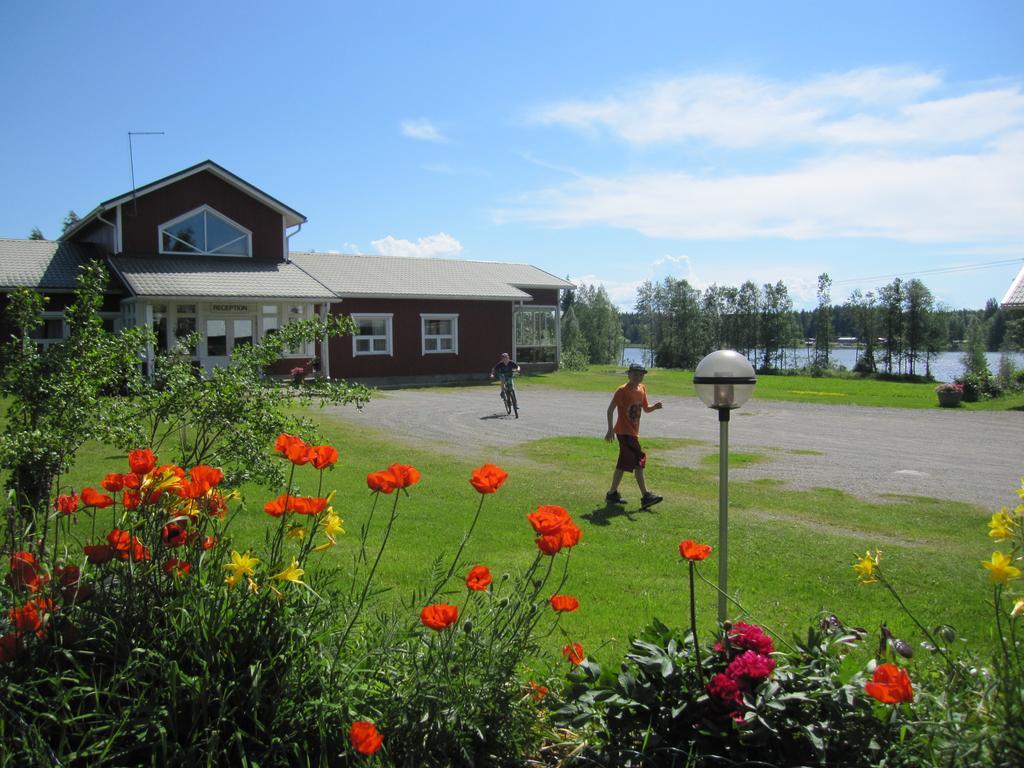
top-left (707, 672), bottom-right (743, 707)
top-left (714, 622), bottom-right (775, 656)
top-left (724, 650), bottom-right (776, 687)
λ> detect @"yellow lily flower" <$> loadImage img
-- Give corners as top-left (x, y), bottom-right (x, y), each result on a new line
top-left (320, 512), bottom-right (345, 541)
top-left (224, 550), bottom-right (259, 580)
top-left (853, 550), bottom-right (880, 585)
top-left (272, 560), bottom-right (305, 584)
top-left (988, 509), bottom-right (1017, 541)
top-left (982, 551), bottom-right (1021, 585)
top-left (286, 524), bottom-right (306, 540)
top-left (224, 574), bottom-right (240, 588)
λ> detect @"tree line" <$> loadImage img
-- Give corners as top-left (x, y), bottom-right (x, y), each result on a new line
top-left (564, 274), bottom-right (1023, 376)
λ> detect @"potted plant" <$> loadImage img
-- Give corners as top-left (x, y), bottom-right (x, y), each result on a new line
top-left (935, 381), bottom-right (963, 407)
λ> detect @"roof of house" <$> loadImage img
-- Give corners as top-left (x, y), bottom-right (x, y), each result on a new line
top-left (1001, 262), bottom-right (1024, 309)
top-left (108, 256), bottom-right (335, 300)
top-left (0, 238), bottom-right (108, 291)
top-left (62, 160), bottom-right (307, 240)
top-left (290, 252), bottom-right (573, 301)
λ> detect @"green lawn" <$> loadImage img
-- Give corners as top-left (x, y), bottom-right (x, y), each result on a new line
top-left (525, 365), bottom-right (1024, 410)
top-left (55, 400), bottom-right (1003, 670)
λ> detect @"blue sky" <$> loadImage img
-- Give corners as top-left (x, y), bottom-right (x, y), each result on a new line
top-left (2, 0), bottom-right (1022, 310)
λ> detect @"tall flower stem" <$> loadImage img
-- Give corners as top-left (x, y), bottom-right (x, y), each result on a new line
top-left (428, 495), bottom-right (485, 603)
top-left (879, 575), bottom-right (957, 675)
top-left (688, 561), bottom-right (705, 688)
top-left (695, 568), bottom-right (797, 653)
top-left (337, 491), bottom-right (400, 653)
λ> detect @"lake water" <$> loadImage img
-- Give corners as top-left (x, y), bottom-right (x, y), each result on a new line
top-left (621, 346), bottom-right (1024, 383)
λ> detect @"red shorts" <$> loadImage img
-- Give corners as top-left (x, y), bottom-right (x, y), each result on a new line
top-left (616, 434), bottom-right (647, 473)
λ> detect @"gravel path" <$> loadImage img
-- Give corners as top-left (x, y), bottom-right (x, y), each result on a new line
top-left (326, 385), bottom-right (1024, 512)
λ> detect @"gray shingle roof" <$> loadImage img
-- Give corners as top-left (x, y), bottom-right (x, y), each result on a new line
top-left (0, 239), bottom-right (107, 290)
top-left (1001, 263), bottom-right (1024, 309)
top-left (290, 252), bottom-right (573, 301)
top-left (109, 256), bottom-right (335, 299)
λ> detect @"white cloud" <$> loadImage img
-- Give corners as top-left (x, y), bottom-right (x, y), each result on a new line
top-left (529, 68), bottom-right (1024, 148)
top-left (501, 145), bottom-right (1024, 243)
top-left (370, 232), bottom-right (463, 259)
top-left (400, 119), bottom-right (448, 142)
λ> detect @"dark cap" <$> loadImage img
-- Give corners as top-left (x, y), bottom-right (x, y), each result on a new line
top-left (627, 363), bottom-right (647, 374)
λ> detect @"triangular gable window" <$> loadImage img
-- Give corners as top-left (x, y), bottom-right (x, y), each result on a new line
top-left (159, 206), bottom-right (252, 257)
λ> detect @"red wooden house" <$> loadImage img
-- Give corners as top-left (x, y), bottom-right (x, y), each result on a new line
top-left (0, 161), bottom-right (571, 383)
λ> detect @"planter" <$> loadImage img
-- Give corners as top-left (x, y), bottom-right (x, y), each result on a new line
top-left (937, 390), bottom-right (962, 408)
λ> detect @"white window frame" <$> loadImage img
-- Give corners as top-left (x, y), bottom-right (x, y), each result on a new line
top-left (351, 313), bottom-right (393, 357)
top-left (420, 313), bottom-right (458, 355)
top-left (30, 312), bottom-right (67, 348)
top-left (158, 204), bottom-right (252, 258)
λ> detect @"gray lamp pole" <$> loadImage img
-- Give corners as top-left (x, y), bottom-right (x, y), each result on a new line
top-left (693, 350), bottom-right (757, 624)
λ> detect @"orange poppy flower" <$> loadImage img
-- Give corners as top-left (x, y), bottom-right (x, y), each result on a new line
top-left (536, 534), bottom-right (563, 555)
top-left (366, 470), bottom-right (398, 494)
top-left (101, 473), bottom-right (125, 492)
top-left (6, 552), bottom-right (44, 593)
top-left (470, 463), bottom-right (508, 494)
top-left (290, 496), bottom-right (329, 516)
top-left (309, 445), bottom-right (339, 470)
top-left (120, 473), bottom-right (140, 489)
top-left (189, 465), bottom-right (224, 487)
top-left (128, 448), bottom-right (157, 476)
top-left (528, 681), bottom-right (549, 702)
top-left (106, 529), bottom-right (150, 562)
top-left (84, 544), bottom-right (115, 565)
top-left (162, 522), bottom-right (189, 548)
top-left (550, 595), bottom-right (580, 612)
top-left (465, 565), bottom-right (493, 591)
top-left (527, 505), bottom-right (572, 535)
top-left (349, 721), bottom-right (383, 756)
top-left (387, 464), bottom-right (420, 488)
top-left (55, 493), bottom-right (79, 515)
top-left (81, 487), bottom-right (114, 509)
top-left (559, 522), bottom-right (582, 548)
top-left (176, 479), bottom-right (211, 500)
top-left (122, 489), bottom-right (141, 510)
top-left (680, 540), bottom-right (713, 561)
top-left (201, 535), bottom-right (218, 551)
top-left (562, 642), bottom-right (585, 665)
top-left (420, 603), bottom-right (459, 630)
top-left (162, 559), bottom-right (191, 578)
top-left (865, 663), bottom-right (914, 704)
top-left (275, 433), bottom-right (313, 465)
top-left (264, 495), bottom-right (290, 517)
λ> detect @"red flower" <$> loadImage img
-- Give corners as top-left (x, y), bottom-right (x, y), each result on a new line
top-left (120, 473), bottom-right (140, 489)
top-left (84, 544), bottom-right (115, 565)
top-left (81, 487), bottom-right (115, 508)
top-left (0, 633), bottom-right (22, 663)
top-left (559, 522), bottom-right (582, 548)
top-left (128, 448), bottom-right (157, 476)
top-left (420, 603), bottom-right (459, 630)
top-left (470, 463), bottom-right (508, 494)
top-left (724, 650), bottom-right (776, 687)
top-left (163, 559), bottom-right (191, 578)
top-left (536, 534), bottom-right (563, 555)
top-left (714, 622), bottom-right (775, 656)
top-left (275, 433), bottom-right (313, 465)
top-left (155, 464), bottom-right (186, 480)
top-left (101, 473), bottom-right (125, 492)
top-left (865, 663), bottom-right (914, 704)
top-left (55, 493), bottom-right (79, 515)
top-left (528, 681), bottom-right (549, 702)
top-left (56, 566), bottom-right (93, 602)
top-left (162, 522), bottom-right (189, 548)
top-left (309, 445), bottom-right (339, 470)
top-left (122, 489), bottom-right (141, 510)
top-left (465, 565), bottom-right (493, 591)
top-left (10, 597), bottom-right (53, 638)
top-left (204, 491), bottom-right (228, 518)
top-left (175, 479), bottom-right (211, 500)
top-left (707, 672), bottom-right (743, 707)
top-left (527, 505), bottom-right (572, 535)
top-left (290, 496), bottom-right (328, 516)
top-left (264, 495), bottom-right (290, 517)
top-left (550, 595), bottom-right (580, 612)
top-left (387, 464), bottom-right (420, 488)
top-left (562, 642), bottom-right (585, 666)
top-left (201, 535), bottom-right (218, 551)
top-left (106, 529), bottom-right (151, 561)
top-left (680, 539), bottom-right (712, 561)
top-left (6, 552), bottom-right (44, 593)
top-left (349, 720), bottom-right (383, 756)
top-left (366, 471), bottom-right (397, 494)
top-left (189, 465), bottom-right (223, 487)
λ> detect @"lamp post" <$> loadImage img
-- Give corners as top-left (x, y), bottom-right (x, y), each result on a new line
top-left (693, 350), bottom-right (757, 624)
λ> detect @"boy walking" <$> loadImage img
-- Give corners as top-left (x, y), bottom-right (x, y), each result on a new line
top-left (605, 362), bottom-right (663, 509)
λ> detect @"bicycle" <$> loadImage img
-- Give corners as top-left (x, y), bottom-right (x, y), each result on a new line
top-left (498, 374), bottom-right (519, 418)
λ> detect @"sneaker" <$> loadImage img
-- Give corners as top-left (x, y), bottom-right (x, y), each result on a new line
top-left (605, 491), bottom-right (626, 505)
top-left (640, 492), bottom-right (663, 509)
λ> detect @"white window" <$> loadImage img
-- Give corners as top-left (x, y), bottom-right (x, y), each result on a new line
top-left (159, 205), bottom-right (251, 257)
top-left (421, 314), bottom-right (458, 355)
top-left (352, 314), bottom-right (393, 356)
top-left (29, 313), bottom-right (66, 348)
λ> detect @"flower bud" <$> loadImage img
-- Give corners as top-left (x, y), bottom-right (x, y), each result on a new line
top-left (462, 620), bottom-right (473, 633)
top-left (938, 625), bottom-right (957, 644)
top-left (497, 597), bottom-right (509, 608)
top-left (890, 637), bottom-right (913, 659)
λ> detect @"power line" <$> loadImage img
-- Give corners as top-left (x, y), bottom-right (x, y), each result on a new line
top-left (832, 257), bottom-right (1023, 286)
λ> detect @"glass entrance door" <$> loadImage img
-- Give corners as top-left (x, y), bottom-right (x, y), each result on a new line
top-left (203, 316), bottom-right (255, 373)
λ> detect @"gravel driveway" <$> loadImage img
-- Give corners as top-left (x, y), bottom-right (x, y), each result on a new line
top-left (326, 385), bottom-right (1024, 512)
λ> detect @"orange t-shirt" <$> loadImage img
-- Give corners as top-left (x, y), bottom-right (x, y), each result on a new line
top-left (612, 383), bottom-right (649, 437)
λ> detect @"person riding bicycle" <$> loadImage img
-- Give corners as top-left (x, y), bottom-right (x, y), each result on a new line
top-left (489, 353), bottom-right (520, 397)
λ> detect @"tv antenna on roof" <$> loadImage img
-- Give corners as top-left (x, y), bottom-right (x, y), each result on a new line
top-left (128, 131), bottom-right (165, 215)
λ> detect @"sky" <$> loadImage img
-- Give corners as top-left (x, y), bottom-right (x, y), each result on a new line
top-left (2, 0), bottom-right (1023, 311)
